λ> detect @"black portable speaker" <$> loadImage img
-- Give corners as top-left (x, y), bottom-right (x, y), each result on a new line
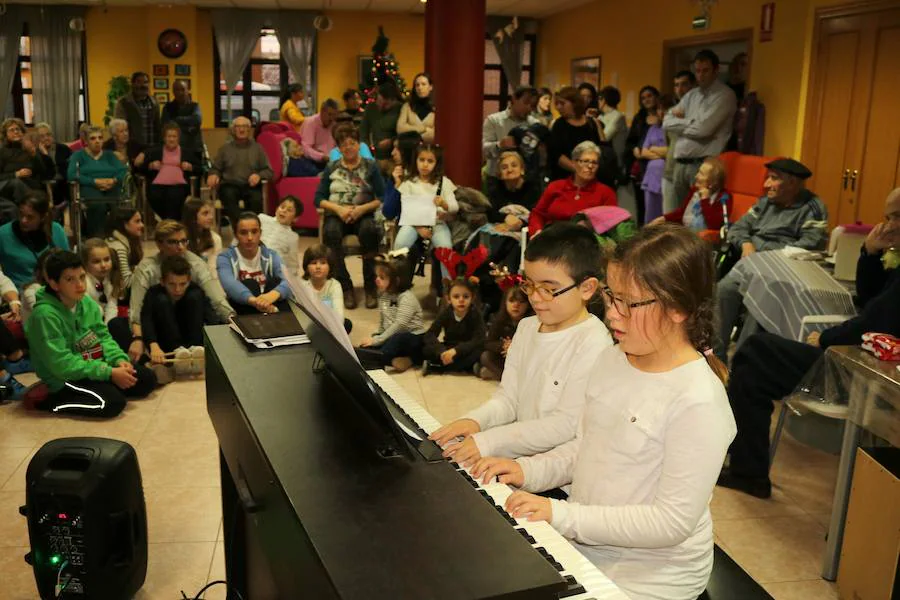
top-left (20, 437), bottom-right (148, 599)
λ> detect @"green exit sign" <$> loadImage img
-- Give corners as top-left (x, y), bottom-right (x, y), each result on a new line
top-left (693, 15), bottom-right (709, 29)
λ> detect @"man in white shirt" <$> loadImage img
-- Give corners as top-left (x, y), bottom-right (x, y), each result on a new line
top-left (664, 49), bottom-right (737, 205)
top-left (482, 87), bottom-right (539, 179)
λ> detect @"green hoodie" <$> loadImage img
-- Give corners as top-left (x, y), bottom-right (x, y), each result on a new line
top-left (25, 287), bottom-right (129, 392)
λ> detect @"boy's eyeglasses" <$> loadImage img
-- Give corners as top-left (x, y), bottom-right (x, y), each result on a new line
top-left (164, 238), bottom-right (190, 247)
top-left (519, 279), bottom-right (580, 301)
top-left (600, 285), bottom-right (657, 317)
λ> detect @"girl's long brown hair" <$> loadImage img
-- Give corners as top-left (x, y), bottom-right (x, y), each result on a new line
top-left (602, 222), bottom-right (729, 384)
top-left (104, 207), bottom-right (144, 267)
top-left (182, 197), bottom-right (216, 256)
top-left (80, 238), bottom-right (123, 299)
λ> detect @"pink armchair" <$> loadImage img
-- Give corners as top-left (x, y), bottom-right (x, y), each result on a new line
top-left (256, 122), bottom-right (320, 230)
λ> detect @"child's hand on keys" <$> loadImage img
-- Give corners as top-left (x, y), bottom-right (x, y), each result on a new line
top-left (506, 491), bottom-right (552, 523)
top-left (429, 418), bottom-right (480, 447)
top-left (472, 457), bottom-right (524, 486)
top-left (444, 437), bottom-right (481, 466)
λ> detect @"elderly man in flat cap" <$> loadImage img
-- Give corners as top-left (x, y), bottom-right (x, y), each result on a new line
top-left (715, 158), bottom-right (829, 361)
top-left (718, 187), bottom-right (900, 499)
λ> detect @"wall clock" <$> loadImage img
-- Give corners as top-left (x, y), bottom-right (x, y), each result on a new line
top-left (158, 29), bottom-right (188, 59)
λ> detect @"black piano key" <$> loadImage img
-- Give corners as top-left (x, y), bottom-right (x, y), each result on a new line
top-left (514, 527), bottom-right (537, 544)
top-left (558, 581), bottom-right (587, 598)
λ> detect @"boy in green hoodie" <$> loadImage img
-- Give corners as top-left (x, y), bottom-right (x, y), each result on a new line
top-left (25, 251), bottom-right (157, 417)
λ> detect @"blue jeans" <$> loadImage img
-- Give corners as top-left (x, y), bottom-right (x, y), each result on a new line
top-left (394, 222), bottom-right (453, 278)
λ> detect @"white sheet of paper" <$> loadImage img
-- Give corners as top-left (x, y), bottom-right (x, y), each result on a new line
top-left (399, 194), bottom-right (437, 227)
top-left (284, 270), bottom-right (357, 359)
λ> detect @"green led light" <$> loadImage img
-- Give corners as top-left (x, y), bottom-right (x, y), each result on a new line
top-left (49, 555), bottom-right (61, 565)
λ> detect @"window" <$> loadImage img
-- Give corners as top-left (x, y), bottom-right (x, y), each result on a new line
top-left (5, 25), bottom-right (88, 126)
top-left (213, 28), bottom-right (316, 127)
top-left (483, 34), bottom-right (537, 119)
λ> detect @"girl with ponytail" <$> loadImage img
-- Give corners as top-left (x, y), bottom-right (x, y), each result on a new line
top-left (472, 222), bottom-right (737, 600)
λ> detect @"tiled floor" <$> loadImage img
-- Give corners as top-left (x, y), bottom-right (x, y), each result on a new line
top-left (0, 237), bottom-right (841, 599)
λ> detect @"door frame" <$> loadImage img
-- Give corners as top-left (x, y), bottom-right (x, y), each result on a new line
top-left (800, 0), bottom-right (898, 172)
top-left (660, 28), bottom-right (754, 90)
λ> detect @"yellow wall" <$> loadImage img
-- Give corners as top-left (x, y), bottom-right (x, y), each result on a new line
top-left (537, 0), bottom-right (848, 158)
top-left (316, 12), bottom-right (425, 107)
top-left (85, 6), bottom-right (214, 128)
top-left (84, 8), bottom-right (423, 127)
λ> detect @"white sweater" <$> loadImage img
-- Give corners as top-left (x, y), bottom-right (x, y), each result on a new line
top-left (200, 230), bottom-right (223, 281)
top-left (465, 314), bottom-right (612, 458)
top-left (259, 213), bottom-right (300, 276)
top-left (85, 273), bottom-right (118, 324)
top-left (302, 278), bottom-right (344, 322)
top-left (518, 347), bottom-right (736, 600)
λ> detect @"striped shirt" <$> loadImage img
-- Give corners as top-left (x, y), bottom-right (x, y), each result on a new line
top-left (371, 289), bottom-right (426, 346)
top-left (726, 191), bottom-right (829, 252)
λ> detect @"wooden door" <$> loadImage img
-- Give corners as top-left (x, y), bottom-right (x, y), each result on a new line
top-left (803, 3), bottom-right (900, 226)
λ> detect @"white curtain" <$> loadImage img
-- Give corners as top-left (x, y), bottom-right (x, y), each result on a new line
top-left (0, 5), bottom-right (26, 119)
top-left (274, 11), bottom-right (316, 101)
top-left (487, 16), bottom-right (525, 91)
top-left (211, 8), bottom-right (268, 118)
top-left (29, 6), bottom-right (85, 140)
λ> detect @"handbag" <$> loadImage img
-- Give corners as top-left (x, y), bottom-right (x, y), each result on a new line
top-left (714, 193), bottom-right (738, 280)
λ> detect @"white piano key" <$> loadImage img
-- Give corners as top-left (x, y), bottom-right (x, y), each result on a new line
top-left (368, 369), bottom-right (629, 600)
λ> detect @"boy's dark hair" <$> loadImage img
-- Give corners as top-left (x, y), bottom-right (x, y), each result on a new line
top-left (512, 86), bottom-right (538, 101)
top-left (232, 211), bottom-right (261, 235)
top-left (31, 247), bottom-right (64, 286)
top-left (161, 255), bottom-right (192, 279)
top-left (694, 49), bottom-right (720, 68)
top-left (302, 243), bottom-right (337, 280)
top-left (45, 251), bottom-right (83, 283)
top-left (377, 82), bottom-right (400, 102)
top-left (279, 195), bottom-right (303, 217)
top-left (674, 70), bottom-right (697, 84)
top-left (524, 222), bottom-right (602, 284)
top-left (598, 85), bottom-right (621, 108)
top-left (343, 88), bottom-right (360, 103)
top-left (374, 254), bottom-right (413, 294)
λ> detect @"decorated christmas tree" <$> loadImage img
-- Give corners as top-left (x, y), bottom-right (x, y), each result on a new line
top-left (359, 26), bottom-right (408, 105)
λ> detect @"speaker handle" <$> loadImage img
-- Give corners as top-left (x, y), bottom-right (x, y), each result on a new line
top-left (109, 510), bottom-right (135, 567)
top-left (235, 467), bottom-right (260, 513)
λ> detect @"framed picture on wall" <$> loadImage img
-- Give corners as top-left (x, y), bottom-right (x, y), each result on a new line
top-left (174, 64), bottom-right (191, 76)
top-left (357, 55), bottom-right (374, 85)
top-left (155, 92), bottom-right (169, 103)
top-left (153, 64), bottom-right (169, 77)
top-left (174, 78), bottom-right (191, 90)
top-left (153, 78), bottom-right (169, 90)
top-left (571, 56), bottom-right (601, 88)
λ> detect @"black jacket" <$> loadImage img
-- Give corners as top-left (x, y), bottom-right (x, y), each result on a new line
top-left (137, 144), bottom-right (202, 185)
top-left (0, 143), bottom-right (53, 189)
top-left (820, 248), bottom-right (900, 348)
top-left (423, 306), bottom-right (486, 359)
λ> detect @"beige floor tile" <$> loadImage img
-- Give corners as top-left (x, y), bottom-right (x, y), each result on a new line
top-left (203, 541), bottom-right (227, 600)
top-left (0, 491), bottom-right (29, 548)
top-left (0, 546), bottom-right (38, 600)
top-left (140, 402), bottom-right (217, 446)
top-left (805, 511), bottom-right (832, 530)
top-left (132, 542), bottom-right (217, 600)
top-left (714, 515), bottom-right (828, 584)
top-left (0, 449), bottom-right (37, 493)
top-left (0, 408), bottom-right (55, 448)
top-left (34, 409), bottom-right (154, 448)
top-left (136, 437), bottom-right (220, 489)
top-left (762, 579), bottom-right (840, 600)
top-left (711, 486), bottom-right (805, 520)
top-left (0, 447), bottom-right (32, 491)
top-left (145, 487), bottom-right (222, 543)
top-left (419, 373), bottom-right (497, 425)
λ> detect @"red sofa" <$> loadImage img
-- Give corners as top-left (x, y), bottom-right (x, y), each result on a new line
top-left (256, 122), bottom-right (320, 230)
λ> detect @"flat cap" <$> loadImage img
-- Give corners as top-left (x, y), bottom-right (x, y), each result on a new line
top-left (764, 158), bottom-right (812, 180)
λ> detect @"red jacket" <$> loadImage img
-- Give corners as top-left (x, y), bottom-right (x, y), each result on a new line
top-left (530, 178), bottom-right (617, 234)
top-left (663, 187), bottom-right (733, 233)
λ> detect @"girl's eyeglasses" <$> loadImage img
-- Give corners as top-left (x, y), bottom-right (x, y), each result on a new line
top-left (600, 285), bottom-right (657, 317)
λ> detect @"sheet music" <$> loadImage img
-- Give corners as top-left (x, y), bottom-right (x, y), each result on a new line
top-left (399, 194), bottom-right (437, 227)
top-left (284, 270), bottom-right (358, 359)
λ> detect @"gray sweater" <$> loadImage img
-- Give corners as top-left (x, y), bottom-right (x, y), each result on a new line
top-left (209, 140), bottom-right (273, 185)
top-left (129, 251), bottom-right (232, 326)
top-left (371, 289), bottom-right (427, 346)
top-left (726, 190), bottom-right (828, 252)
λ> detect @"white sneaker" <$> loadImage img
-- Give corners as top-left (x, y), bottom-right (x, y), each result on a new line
top-left (150, 363), bottom-right (175, 386)
top-left (173, 347), bottom-right (192, 376)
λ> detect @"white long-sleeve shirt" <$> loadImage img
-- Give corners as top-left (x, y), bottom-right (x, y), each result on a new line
top-left (663, 80), bottom-right (736, 159)
top-left (465, 314), bottom-right (613, 458)
top-left (85, 273), bottom-right (118, 324)
top-left (259, 213), bottom-right (300, 276)
top-left (518, 347), bottom-right (736, 600)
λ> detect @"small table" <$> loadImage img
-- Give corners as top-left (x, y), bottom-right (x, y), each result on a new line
top-left (822, 346), bottom-right (900, 579)
top-left (734, 251), bottom-right (857, 341)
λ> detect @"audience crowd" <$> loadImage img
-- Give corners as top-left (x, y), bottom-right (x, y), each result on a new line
top-left (1, 46), bottom-right (897, 600)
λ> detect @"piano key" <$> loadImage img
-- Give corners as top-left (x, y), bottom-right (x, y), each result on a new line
top-left (367, 369), bottom-right (630, 600)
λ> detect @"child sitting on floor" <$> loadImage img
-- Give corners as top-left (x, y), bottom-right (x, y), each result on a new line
top-left (182, 197), bottom-right (223, 279)
top-left (472, 224), bottom-right (736, 600)
top-left (302, 243), bottom-right (351, 333)
top-left (421, 275), bottom-right (486, 376)
top-left (479, 281), bottom-right (533, 381)
top-left (260, 196), bottom-right (302, 276)
top-left (81, 238), bottom-right (122, 324)
top-left (25, 251), bottom-right (157, 417)
top-left (142, 255), bottom-right (213, 384)
top-left (359, 253), bottom-right (427, 372)
top-left (430, 222), bottom-right (613, 466)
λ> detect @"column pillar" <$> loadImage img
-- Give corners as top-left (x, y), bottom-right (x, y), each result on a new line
top-left (430, 0), bottom-right (485, 188)
top-left (424, 0), bottom-right (439, 75)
